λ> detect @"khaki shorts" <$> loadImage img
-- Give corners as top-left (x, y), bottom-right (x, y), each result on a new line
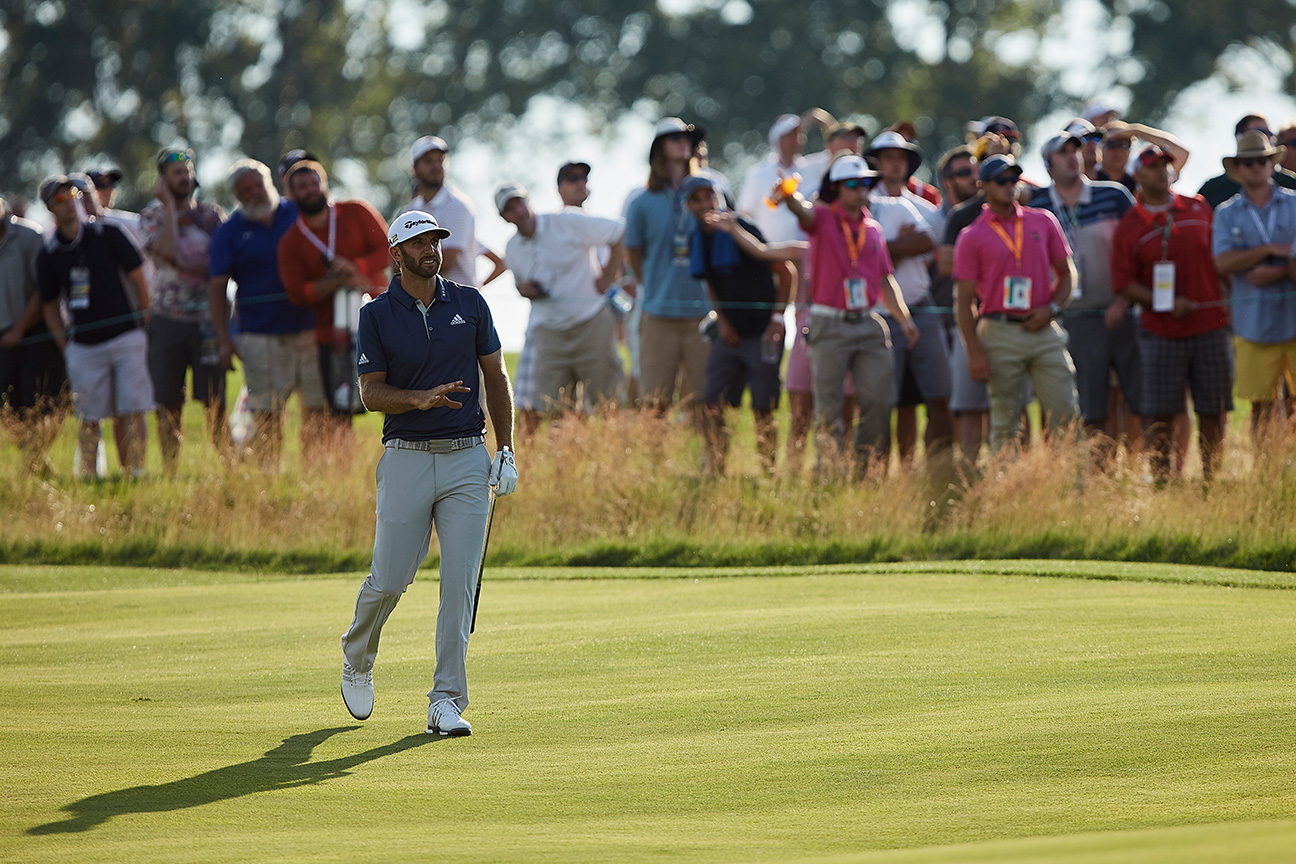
top-left (239, 330), bottom-right (327, 412)
top-left (1233, 335), bottom-right (1296, 402)
top-left (531, 308), bottom-right (623, 412)
top-left (638, 313), bottom-right (709, 406)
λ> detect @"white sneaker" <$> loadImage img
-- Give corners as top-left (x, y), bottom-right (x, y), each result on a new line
top-left (341, 668), bottom-right (373, 720)
top-left (427, 698), bottom-right (472, 736)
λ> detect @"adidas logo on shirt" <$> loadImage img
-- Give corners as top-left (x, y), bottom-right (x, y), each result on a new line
top-left (358, 353), bottom-right (369, 364)
top-left (450, 314), bottom-right (467, 325)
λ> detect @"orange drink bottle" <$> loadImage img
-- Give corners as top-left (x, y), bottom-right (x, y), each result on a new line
top-left (765, 174), bottom-right (800, 209)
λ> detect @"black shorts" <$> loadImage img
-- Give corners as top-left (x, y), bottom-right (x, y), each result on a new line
top-left (0, 326), bottom-right (67, 414)
top-left (146, 314), bottom-right (226, 406)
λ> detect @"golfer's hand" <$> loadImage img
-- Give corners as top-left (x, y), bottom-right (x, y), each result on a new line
top-left (489, 448), bottom-right (518, 496)
top-left (414, 381), bottom-right (469, 411)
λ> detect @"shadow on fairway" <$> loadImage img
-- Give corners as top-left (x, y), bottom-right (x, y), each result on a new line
top-left (28, 726), bottom-right (439, 835)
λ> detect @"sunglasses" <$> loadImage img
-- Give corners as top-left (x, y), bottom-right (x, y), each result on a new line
top-left (1237, 156), bottom-right (1271, 168)
top-left (1104, 140), bottom-right (1132, 150)
top-left (558, 173), bottom-right (589, 184)
top-left (946, 167), bottom-right (975, 179)
top-left (1082, 133), bottom-right (1104, 143)
top-left (48, 188), bottom-right (82, 204)
top-left (989, 174), bottom-right (1019, 186)
top-left (159, 150), bottom-right (194, 165)
top-left (840, 177), bottom-right (875, 189)
top-left (986, 125), bottom-right (1021, 140)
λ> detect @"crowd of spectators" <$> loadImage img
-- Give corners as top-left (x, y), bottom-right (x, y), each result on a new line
top-left (4, 101), bottom-right (1296, 483)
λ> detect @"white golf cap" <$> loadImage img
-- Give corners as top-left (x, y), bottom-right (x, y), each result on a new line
top-left (652, 117), bottom-right (703, 142)
top-left (388, 210), bottom-right (451, 247)
top-left (768, 113), bottom-right (801, 147)
top-left (493, 183), bottom-right (528, 214)
top-left (411, 135), bottom-right (448, 163)
top-left (1082, 98), bottom-right (1116, 122)
top-left (827, 155), bottom-right (877, 183)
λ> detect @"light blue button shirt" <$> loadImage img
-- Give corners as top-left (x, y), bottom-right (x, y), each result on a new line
top-left (1213, 187), bottom-right (1296, 343)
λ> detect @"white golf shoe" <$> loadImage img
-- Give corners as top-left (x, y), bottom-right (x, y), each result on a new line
top-left (427, 698), bottom-right (472, 736)
top-left (341, 668), bottom-right (374, 720)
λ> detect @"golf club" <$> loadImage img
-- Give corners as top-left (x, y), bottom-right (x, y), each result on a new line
top-left (470, 486), bottom-right (497, 634)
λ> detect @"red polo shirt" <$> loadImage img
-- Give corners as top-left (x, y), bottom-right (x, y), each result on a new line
top-left (1111, 193), bottom-right (1227, 339)
top-left (278, 200), bottom-right (391, 346)
top-left (952, 203), bottom-right (1071, 314)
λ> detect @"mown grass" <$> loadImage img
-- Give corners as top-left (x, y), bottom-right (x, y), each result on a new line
top-left (2, 357), bottom-right (1295, 571)
top-left (3, 561), bottom-right (1295, 862)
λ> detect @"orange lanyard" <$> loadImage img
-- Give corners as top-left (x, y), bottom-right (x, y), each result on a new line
top-left (988, 215), bottom-right (1023, 273)
top-left (833, 205), bottom-right (866, 270)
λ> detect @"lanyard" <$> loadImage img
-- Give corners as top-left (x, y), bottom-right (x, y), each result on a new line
top-left (1048, 187), bottom-right (1082, 242)
top-left (833, 204), bottom-right (866, 270)
top-left (1247, 201), bottom-right (1278, 245)
top-left (296, 205), bottom-right (337, 262)
top-left (988, 215), bottom-right (1023, 272)
top-left (1159, 210), bottom-right (1175, 261)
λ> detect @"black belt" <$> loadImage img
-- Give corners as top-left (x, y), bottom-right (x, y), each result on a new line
top-left (982, 312), bottom-right (1033, 324)
top-left (385, 436), bottom-right (484, 453)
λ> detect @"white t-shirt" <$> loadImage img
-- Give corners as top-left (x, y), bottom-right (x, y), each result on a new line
top-left (866, 192), bottom-right (934, 306)
top-left (392, 185), bottom-right (478, 287)
top-left (737, 154), bottom-right (809, 244)
top-left (504, 210), bottom-right (625, 331)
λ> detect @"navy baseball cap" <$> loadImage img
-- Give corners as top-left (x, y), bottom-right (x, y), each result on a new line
top-left (978, 154), bottom-right (1023, 182)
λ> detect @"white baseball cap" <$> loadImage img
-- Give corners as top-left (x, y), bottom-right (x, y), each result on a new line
top-left (388, 210), bottom-right (451, 247)
top-left (411, 136), bottom-right (448, 163)
top-left (768, 114), bottom-right (801, 147)
top-left (827, 155), bottom-right (877, 183)
top-left (493, 183), bottom-right (528, 214)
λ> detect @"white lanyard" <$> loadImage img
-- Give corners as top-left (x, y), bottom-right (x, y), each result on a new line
top-left (296, 205), bottom-right (337, 262)
top-left (1247, 201), bottom-right (1278, 245)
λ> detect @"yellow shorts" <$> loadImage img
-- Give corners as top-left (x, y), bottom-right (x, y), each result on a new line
top-left (1232, 336), bottom-right (1296, 401)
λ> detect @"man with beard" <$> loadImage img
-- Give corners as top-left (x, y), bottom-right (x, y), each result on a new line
top-left (139, 148), bottom-right (227, 471)
top-left (341, 211), bottom-right (517, 737)
top-left (390, 136), bottom-right (481, 288)
top-left (207, 159), bottom-right (321, 469)
top-left (278, 159), bottom-right (389, 443)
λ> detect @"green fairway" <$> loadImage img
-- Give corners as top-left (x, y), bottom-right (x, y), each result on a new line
top-left (3, 562), bottom-right (1295, 863)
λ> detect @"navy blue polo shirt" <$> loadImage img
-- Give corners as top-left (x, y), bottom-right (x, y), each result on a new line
top-left (356, 274), bottom-right (502, 443)
top-left (208, 199), bottom-right (314, 335)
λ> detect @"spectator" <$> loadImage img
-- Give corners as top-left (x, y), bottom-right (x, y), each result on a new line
top-left (1115, 146), bottom-right (1231, 482)
top-left (624, 118), bottom-right (714, 420)
top-left (0, 195), bottom-right (66, 473)
top-left (206, 159), bottom-right (323, 470)
top-left (1029, 131), bottom-right (1140, 460)
top-left (1097, 121), bottom-right (1188, 196)
top-left (276, 148), bottom-right (319, 195)
top-left (1198, 115), bottom-right (1296, 209)
top-left (738, 113), bottom-right (814, 247)
top-left (683, 174), bottom-right (800, 473)
top-left (278, 159), bottom-right (390, 445)
top-left (885, 120), bottom-right (943, 208)
top-left (777, 154), bottom-right (917, 475)
top-left (1213, 130), bottom-right (1296, 440)
top-left (1064, 119), bottom-right (1105, 182)
top-left (865, 130), bottom-right (953, 462)
top-left (496, 182), bottom-right (625, 417)
top-left (1277, 121), bottom-right (1296, 176)
top-left (390, 136), bottom-right (482, 288)
top-left (557, 160), bottom-right (592, 208)
top-left (953, 155), bottom-right (1080, 453)
top-left (37, 176), bottom-right (153, 477)
top-left (140, 147), bottom-right (228, 471)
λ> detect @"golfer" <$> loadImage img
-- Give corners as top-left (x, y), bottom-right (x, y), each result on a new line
top-left (340, 211), bottom-right (517, 737)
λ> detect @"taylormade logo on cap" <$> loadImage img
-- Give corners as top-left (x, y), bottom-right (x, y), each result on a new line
top-left (388, 210), bottom-right (451, 246)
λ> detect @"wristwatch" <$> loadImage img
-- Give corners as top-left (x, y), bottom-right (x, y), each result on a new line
top-left (1048, 302), bottom-right (1062, 318)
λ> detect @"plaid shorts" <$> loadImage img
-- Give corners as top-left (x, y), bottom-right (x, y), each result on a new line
top-left (1138, 327), bottom-right (1234, 417)
top-left (513, 330), bottom-right (537, 411)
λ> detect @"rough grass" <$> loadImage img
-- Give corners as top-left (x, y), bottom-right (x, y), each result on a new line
top-left (3, 562), bottom-right (1295, 863)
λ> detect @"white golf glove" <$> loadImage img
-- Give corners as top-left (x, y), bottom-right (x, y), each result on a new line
top-left (489, 447), bottom-right (517, 496)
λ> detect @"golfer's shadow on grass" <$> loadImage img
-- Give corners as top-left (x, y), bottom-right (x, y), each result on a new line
top-left (28, 726), bottom-right (438, 835)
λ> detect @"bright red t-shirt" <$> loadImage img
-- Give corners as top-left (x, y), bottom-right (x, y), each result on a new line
top-left (952, 203), bottom-right (1071, 314)
top-left (1111, 193), bottom-right (1228, 339)
top-left (806, 203), bottom-right (894, 310)
top-left (278, 200), bottom-right (390, 346)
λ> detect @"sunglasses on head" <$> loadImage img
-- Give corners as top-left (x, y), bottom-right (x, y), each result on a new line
top-left (989, 173), bottom-right (1019, 186)
top-left (49, 188), bottom-right (81, 204)
top-left (1237, 156), bottom-right (1271, 168)
top-left (159, 150), bottom-right (193, 165)
top-left (840, 177), bottom-right (874, 189)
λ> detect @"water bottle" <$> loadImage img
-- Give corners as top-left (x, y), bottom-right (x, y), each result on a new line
top-left (607, 284), bottom-right (634, 315)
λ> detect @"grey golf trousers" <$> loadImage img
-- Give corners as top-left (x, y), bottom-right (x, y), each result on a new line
top-left (342, 443), bottom-right (492, 713)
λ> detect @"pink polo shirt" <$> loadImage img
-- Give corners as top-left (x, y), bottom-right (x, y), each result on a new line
top-left (952, 203), bottom-right (1071, 314)
top-left (805, 203), bottom-right (894, 310)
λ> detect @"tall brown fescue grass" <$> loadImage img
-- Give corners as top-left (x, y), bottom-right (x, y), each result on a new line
top-left (3, 392), bottom-right (1295, 570)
